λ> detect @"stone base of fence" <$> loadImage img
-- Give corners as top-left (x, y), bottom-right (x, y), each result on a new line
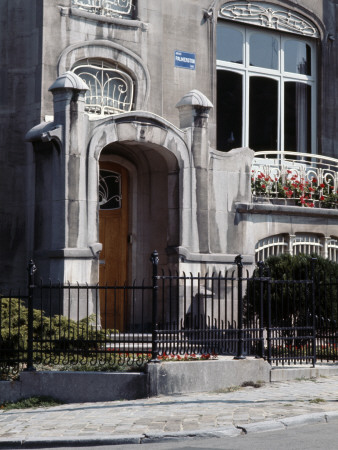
top-left (0, 371), bottom-right (148, 404)
top-left (146, 357), bottom-right (271, 396)
top-left (2, 359), bottom-right (338, 404)
top-left (270, 363), bottom-right (338, 382)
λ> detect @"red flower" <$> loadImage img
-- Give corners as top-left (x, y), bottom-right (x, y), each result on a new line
top-left (320, 195), bottom-right (325, 201)
top-left (312, 178), bottom-right (317, 184)
top-left (320, 183), bottom-right (325, 188)
top-left (261, 184), bottom-right (266, 189)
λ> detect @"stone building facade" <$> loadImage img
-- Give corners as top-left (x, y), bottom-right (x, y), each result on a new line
top-left (1, 0), bottom-right (338, 293)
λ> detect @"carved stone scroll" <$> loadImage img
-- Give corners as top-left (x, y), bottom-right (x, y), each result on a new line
top-left (219, 2), bottom-right (319, 38)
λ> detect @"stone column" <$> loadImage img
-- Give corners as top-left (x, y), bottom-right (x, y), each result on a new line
top-left (26, 72), bottom-right (101, 318)
top-left (176, 90), bottom-right (213, 254)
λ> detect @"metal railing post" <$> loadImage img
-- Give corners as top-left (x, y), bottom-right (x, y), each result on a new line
top-left (311, 258), bottom-right (317, 367)
top-left (25, 259), bottom-right (37, 372)
top-left (267, 270), bottom-right (272, 365)
top-left (258, 261), bottom-right (265, 359)
top-left (235, 255), bottom-right (245, 359)
top-left (151, 250), bottom-right (160, 362)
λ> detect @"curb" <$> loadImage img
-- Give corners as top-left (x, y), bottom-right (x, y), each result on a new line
top-left (0, 412), bottom-right (338, 448)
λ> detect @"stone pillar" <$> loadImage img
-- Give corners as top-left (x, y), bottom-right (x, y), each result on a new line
top-left (176, 90), bottom-right (213, 254)
top-left (26, 72), bottom-right (101, 318)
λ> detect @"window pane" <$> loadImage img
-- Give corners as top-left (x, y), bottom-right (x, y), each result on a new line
top-left (217, 24), bottom-right (243, 64)
top-left (284, 82), bottom-right (311, 152)
top-left (99, 170), bottom-right (122, 210)
top-left (284, 40), bottom-right (311, 75)
top-left (217, 71), bottom-right (243, 151)
top-left (249, 77), bottom-right (278, 150)
top-left (250, 33), bottom-right (278, 70)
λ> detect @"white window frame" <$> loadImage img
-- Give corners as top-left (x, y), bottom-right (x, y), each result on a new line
top-left (255, 234), bottom-right (338, 263)
top-left (216, 22), bottom-right (317, 154)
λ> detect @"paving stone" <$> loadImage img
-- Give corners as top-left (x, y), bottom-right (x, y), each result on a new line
top-left (0, 374), bottom-right (338, 443)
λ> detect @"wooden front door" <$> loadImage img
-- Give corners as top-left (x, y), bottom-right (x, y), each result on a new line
top-left (99, 162), bottom-right (129, 331)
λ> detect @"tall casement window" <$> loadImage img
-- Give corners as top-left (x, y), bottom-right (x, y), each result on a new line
top-left (216, 3), bottom-right (318, 153)
top-left (72, 59), bottom-right (134, 117)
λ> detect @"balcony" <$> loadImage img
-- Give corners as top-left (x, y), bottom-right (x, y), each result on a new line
top-left (252, 151), bottom-right (338, 209)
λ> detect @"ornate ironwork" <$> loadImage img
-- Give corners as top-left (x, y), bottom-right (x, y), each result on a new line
top-left (99, 170), bottom-right (122, 210)
top-left (219, 2), bottom-right (319, 38)
top-left (73, 62), bottom-right (133, 116)
top-left (72, 0), bottom-right (133, 18)
top-left (252, 151), bottom-right (338, 204)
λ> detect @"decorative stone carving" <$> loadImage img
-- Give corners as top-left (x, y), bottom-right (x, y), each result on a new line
top-left (219, 2), bottom-right (319, 38)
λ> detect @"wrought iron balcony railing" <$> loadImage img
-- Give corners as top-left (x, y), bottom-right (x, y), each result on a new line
top-left (72, 0), bottom-right (134, 19)
top-left (252, 151), bottom-right (338, 208)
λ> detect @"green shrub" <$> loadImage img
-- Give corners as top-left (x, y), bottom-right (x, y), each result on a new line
top-left (0, 297), bottom-right (114, 377)
top-left (245, 253), bottom-right (338, 328)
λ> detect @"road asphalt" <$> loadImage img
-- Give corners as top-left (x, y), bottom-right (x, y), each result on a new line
top-left (0, 374), bottom-right (338, 448)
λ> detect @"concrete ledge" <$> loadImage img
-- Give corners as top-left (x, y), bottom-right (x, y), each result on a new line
top-left (0, 380), bottom-right (22, 404)
top-left (147, 358), bottom-right (271, 396)
top-left (236, 202), bottom-right (338, 218)
top-left (1, 361), bottom-right (337, 404)
top-left (0, 371), bottom-right (147, 404)
top-left (270, 364), bottom-right (338, 382)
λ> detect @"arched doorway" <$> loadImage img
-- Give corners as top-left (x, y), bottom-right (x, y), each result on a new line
top-left (99, 161), bottom-right (129, 330)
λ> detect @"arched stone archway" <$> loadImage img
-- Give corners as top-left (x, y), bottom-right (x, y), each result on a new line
top-left (96, 139), bottom-right (181, 284)
top-left (86, 113), bottom-right (193, 284)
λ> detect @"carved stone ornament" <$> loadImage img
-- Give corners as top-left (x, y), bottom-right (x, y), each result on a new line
top-left (219, 2), bottom-right (319, 38)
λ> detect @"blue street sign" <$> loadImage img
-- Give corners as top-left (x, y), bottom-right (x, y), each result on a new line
top-left (174, 50), bottom-right (196, 70)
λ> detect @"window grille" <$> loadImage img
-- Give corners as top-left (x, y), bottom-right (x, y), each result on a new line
top-left (292, 235), bottom-right (322, 256)
top-left (255, 235), bottom-right (287, 262)
top-left (72, 0), bottom-right (134, 19)
top-left (99, 170), bottom-right (122, 210)
top-left (72, 60), bottom-right (134, 116)
top-left (254, 234), bottom-right (338, 263)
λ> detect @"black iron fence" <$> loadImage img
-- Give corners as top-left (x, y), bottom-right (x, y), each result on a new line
top-left (1, 252), bottom-right (338, 377)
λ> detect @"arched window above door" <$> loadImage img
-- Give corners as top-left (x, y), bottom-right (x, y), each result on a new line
top-left (72, 59), bottom-right (134, 117)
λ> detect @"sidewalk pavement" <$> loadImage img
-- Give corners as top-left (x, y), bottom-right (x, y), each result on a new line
top-left (0, 374), bottom-right (338, 448)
